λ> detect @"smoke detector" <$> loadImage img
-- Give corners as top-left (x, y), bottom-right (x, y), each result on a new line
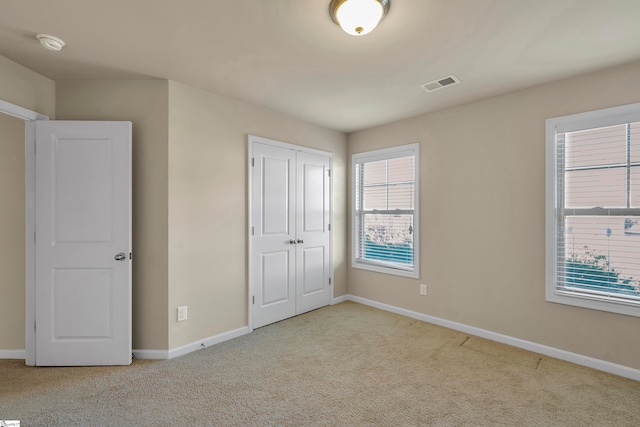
top-left (420, 75), bottom-right (460, 93)
top-left (36, 34), bottom-right (65, 52)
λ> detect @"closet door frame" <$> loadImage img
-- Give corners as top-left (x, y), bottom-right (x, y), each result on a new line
top-left (247, 135), bottom-right (334, 331)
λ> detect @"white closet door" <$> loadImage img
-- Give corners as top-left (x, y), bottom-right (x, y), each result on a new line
top-left (295, 151), bottom-right (331, 314)
top-left (251, 142), bottom-right (297, 329)
top-left (250, 138), bottom-right (332, 329)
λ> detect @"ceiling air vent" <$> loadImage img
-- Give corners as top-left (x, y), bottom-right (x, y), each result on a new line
top-left (420, 75), bottom-right (460, 93)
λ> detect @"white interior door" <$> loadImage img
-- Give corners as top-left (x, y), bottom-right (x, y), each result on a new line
top-left (250, 137), bottom-right (332, 329)
top-left (296, 151), bottom-right (331, 314)
top-left (251, 142), bottom-right (297, 328)
top-left (35, 121), bottom-right (132, 366)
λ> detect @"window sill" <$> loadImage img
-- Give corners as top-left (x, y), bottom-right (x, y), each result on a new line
top-left (353, 260), bottom-right (419, 279)
top-left (546, 292), bottom-right (640, 318)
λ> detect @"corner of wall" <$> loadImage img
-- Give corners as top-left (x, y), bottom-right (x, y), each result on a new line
top-left (0, 53), bottom-right (55, 117)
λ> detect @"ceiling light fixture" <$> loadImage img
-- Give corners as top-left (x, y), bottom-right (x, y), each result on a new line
top-left (329, 0), bottom-right (390, 36)
top-left (36, 34), bottom-right (65, 52)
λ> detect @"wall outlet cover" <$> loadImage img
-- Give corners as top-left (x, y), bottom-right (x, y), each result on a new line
top-left (177, 306), bottom-right (188, 322)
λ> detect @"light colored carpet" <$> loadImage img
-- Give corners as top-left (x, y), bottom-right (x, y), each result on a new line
top-left (1, 301), bottom-right (639, 426)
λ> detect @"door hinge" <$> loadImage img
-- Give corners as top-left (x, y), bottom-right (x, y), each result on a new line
top-left (329, 278), bottom-right (332, 285)
top-left (251, 157), bottom-right (255, 167)
top-left (34, 232), bottom-right (36, 243)
top-left (251, 226), bottom-right (254, 236)
top-left (130, 252), bottom-right (132, 260)
top-left (34, 321), bottom-right (36, 332)
top-left (252, 296), bottom-right (255, 305)
top-left (328, 224), bottom-right (331, 231)
top-left (327, 169), bottom-right (331, 177)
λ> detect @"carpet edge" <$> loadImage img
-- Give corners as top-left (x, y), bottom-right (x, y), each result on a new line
top-left (347, 294), bottom-right (640, 381)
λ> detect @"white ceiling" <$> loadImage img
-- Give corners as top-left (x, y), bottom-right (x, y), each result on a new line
top-left (1, 0), bottom-right (640, 132)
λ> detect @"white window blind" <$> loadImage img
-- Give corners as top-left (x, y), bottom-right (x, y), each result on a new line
top-left (547, 103), bottom-right (640, 316)
top-left (353, 143), bottom-right (419, 278)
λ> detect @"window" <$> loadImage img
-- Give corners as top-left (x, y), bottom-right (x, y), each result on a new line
top-left (353, 143), bottom-right (419, 278)
top-left (546, 103), bottom-right (640, 316)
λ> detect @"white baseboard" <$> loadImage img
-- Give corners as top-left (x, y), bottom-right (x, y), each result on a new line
top-left (347, 295), bottom-right (640, 382)
top-left (132, 349), bottom-right (169, 360)
top-left (167, 326), bottom-right (250, 359)
top-left (134, 326), bottom-right (250, 361)
top-left (332, 294), bottom-right (350, 304)
top-left (0, 349), bottom-right (26, 359)
top-left (0, 327), bottom-right (249, 362)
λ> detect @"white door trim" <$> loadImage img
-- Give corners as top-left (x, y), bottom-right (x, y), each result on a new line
top-left (0, 99), bottom-right (49, 366)
top-left (247, 134), bottom-right (334, 332)
top-left (25, 121), bottom-right (36, 366)
top-left (0, 99), bottom-right (49, 121)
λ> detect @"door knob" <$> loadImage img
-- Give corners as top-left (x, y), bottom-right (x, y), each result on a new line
top-left (296, 239), bottom-right (304, 244)
top-left (289, 239), bottom-right (297, 245)
top-left (114, 252), bottom-right (126, 261)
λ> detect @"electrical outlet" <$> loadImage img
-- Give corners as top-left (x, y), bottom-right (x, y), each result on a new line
top-left (420, 284), bottom-right (427, 296)
top-left (177, 306), bottom-right (188, 322)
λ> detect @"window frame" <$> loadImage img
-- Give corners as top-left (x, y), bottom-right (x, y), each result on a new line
top-left (352, 143), bottom-right (420, 278)
top-left (546, 102), bottom-right (640, 317)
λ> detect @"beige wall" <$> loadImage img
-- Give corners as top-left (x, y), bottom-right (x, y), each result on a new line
top-left (167, 81), bottom-right (347, 348)
top-left (347, 59), bottom-right (640, 370)
top-left (0, 55), bottom-right (55, 350)
top-left (56, 80), bottom-right (170, 350)
top-left (0, 54), bottom-right (55, 117)
top-left (0, 113), bottom-right (30, 350)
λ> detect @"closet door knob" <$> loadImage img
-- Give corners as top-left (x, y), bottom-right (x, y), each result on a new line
top-left (289, 239), bottom-right (297, 245)
top-left (296, 239), bottom-right (304, 244)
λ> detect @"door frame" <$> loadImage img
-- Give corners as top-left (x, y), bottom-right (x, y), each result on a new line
top-left (247, 134), bottom-right (334, 332)
top-left (0, 99), bottom-right (49, 366)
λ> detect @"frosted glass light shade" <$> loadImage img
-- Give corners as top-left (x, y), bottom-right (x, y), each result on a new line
top-left (330, 0), bottom-right (390, 36)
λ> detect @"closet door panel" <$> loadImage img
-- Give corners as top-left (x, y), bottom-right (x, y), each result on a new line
top-left (296, 151), bottom-right (331, 314)
top-left (251, 143), bottom-right (296, 328)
